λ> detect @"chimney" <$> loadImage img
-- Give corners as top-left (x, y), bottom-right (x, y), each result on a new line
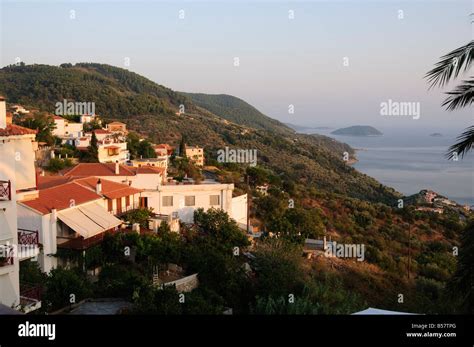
top-left (115, 161), bottom-right (120, 175)
top-left (6, 112), bottom-right (12, 125)
top-left (0, 96), bottom-right (6, 129)
top-left (96, 179), bottom-right (102, 194)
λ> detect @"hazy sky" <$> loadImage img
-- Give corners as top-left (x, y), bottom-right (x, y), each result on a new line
top-left (1, 0), bottom-right (472, 131)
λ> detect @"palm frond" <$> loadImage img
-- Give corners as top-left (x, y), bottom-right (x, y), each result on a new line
top-left (446, 126), bottom-right (474, 159)
top-left (442, 77), bottom-right (474, 111)
top-left (425, 41), bottom-right (474, 89)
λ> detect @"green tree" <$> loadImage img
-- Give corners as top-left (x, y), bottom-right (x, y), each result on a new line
top-left (16, 112), bottom-right (56, 145)
top-left (126, 132), bottom-right (141, 159)
top-left (193, 208), bottom-right (249, 249)
top-left (269, 207), bottom-right (325, 242)
top-left (137, 139), bottom-right (157, 159)
top-left (81, 131), bottom-right (99, 162)
top-left (123, 207), bottom-right (153, 228)
top-left (43, 268), bottom-right (92, 311)
top-left (252, 239), bottom-right (304, 298)
top-left (179, 135), bottom-right (186, 157)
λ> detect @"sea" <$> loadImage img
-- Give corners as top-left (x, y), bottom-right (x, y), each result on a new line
top-left (300, 127), bottom-right (474, 206)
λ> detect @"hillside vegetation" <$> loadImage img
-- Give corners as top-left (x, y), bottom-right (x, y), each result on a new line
top-left (0, 63), bottom-right (398, 204)
top-left (3, 62), bottom-right (470, 314)
top-left (180, 92), bottom-right (292, 135)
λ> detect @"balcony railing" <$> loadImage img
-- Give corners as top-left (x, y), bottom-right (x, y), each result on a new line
top-left (17, 229), bottom-right (40, 260)
top-left (0, 180), bottom-right (11, 201)
top-left (57, 228), bottom-right (119, 250)
top-left (20, 284), bottom-right (42, 313)
top-left (18, 229), bottom-right (39, 246)
top-left (20, 284), bottom-right (42, 302)
top-left (0, 245), bottom-right (14, 267)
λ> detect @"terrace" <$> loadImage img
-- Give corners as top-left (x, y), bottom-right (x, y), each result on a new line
top-left (19, 283), bottom-right (42, 313)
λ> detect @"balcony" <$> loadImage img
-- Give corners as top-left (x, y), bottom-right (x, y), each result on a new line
top-left (57, 229), bottom-right (119, 250)
top-left (20, 284), bottom-right (42, 313)
top-left (17, 229), bottom-right (40, 260)
top-left (0, 180), bottom-right (11, 201)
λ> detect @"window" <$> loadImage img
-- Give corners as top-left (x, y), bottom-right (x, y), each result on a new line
top-left (185, 196), bottom-right (195, 206)
top-left (162, 196), bottom-right (173, 207)
top-left (107, 199), bottom-right (113, 212)
top-left (125, 196), bottom-right (130, 207)
top-left (210, 195), bottom-right (220, 206)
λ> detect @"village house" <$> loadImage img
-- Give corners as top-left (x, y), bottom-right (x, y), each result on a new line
top-left (10, 104), bottom-right (30, 115)
top-left (0, 96), bottom-right (42, 313)
top-left (79, 113), bottom-right (100, 124)
top-left (153, 144), bottom-right (173, 157)
top-left (36, 176), bottom-right (143, 216)
top-left (61, 162), bottom-right (167, 189)
top-left (185, 145), bottom-right (204, 166)
top-left (16, 178), bottom-right (137, 273)
top-left (61, 163), bottom-right (247, 227)
top-left (52, 115), bottom-right (84, 140)
top-left (98, 141), bottom-right (129, 164)
top-left (76, 130), bottom-right (130, 164)
top-left (131, 157), bottom-right (168, 174)
top-left (106, 121), bottom-right (128, 134)
top-left (415, 206), bottom-right (444, 214)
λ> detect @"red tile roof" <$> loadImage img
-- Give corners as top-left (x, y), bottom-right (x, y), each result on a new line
top-left (93, 129), bottom-right (111, 134)
top-left (0, 124), bottom-right (37, 137)
top-left (104, 145), bottom-right (120, 149)
top-left (37, 176), bottom-right (75, 190)
top-left (21, 182), bottom-right (102, 215)
top-left (74, 177), bottom-right (142, 199)
top-left (133, 166), bottom-right (165, 175)
top-left (61, 163), bottom-right (136, 177)
top-left (37, 175), bottom-right (142, 201)
top-left (154, 144), bottom-right (173, 149)
top-left (52, 115), bottom-right (64, 120)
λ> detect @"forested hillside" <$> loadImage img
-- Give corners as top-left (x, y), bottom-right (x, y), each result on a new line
top-left (0, 63), bottom-right (398, 203)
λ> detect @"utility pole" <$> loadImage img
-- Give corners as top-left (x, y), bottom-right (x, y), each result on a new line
top-left (408, 224), bottom-right (411, 280)
top-left (246, 174), bottom-right (250, 233)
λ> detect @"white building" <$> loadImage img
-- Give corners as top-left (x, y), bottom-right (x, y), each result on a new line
top-left (52, 115), bottom-right (84, 139)
top-left (80, 114), bottom-right (100, 124)
top-left (146, 181), bottom-right (234, 223)
top-left (17, 180), bottom-right (126, 274)
top-left (0, 96), bottom-right (41, 312)
top-left (61, 163), bottom-right (247, 226)
top-left (98, 141), bottom-right (129, 164)
top-left (185, 145), bottom-right (204, 166)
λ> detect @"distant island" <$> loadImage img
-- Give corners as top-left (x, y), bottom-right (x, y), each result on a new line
top-left (331, 125), bottom-right (383, 136)
top-left (430, 133), bottom-right (443, 137)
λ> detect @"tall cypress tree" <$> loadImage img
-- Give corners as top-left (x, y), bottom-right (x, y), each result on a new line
top-left (86, 131), bottom-right (99, 162)
top-left (179, 135), bottom-right (186, 158)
